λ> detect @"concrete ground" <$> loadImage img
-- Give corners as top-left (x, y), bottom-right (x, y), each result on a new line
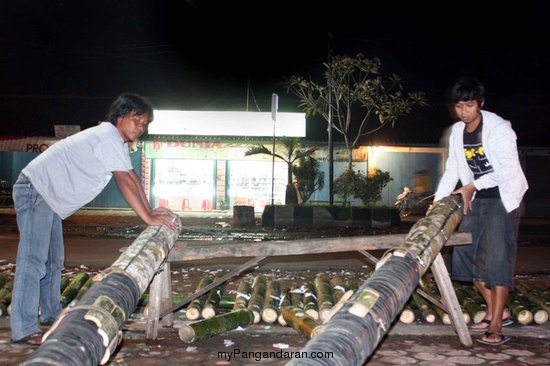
top-left (0, 208), bottom-right (549, 365)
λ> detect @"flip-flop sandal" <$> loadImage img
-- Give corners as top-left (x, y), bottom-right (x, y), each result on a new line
top-left (476, 331), bottom-right (511, 346)
top-left (470, 318), bottom-right (491, 331)
top-left (470, 317), bottom-right (514, 332)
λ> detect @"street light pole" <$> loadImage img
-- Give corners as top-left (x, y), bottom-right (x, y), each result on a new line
top-left (271, 93), bottom-right (278, 205)
top-left (327, 33), bottom-right (334, 206)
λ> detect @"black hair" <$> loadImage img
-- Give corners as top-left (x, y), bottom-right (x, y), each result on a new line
top-left (449, 77), bottom-right (485, 104)
top-left (106, 93), bottom-right (154, 125)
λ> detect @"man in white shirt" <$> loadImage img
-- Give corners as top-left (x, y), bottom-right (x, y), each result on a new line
top-left (11, 93), bottom-right (178, 345)
top-left (434, 77), bottom-right (528, 345)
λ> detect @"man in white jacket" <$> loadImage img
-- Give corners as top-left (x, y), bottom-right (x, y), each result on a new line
top-left (434, 77), bottom-right (528, 345)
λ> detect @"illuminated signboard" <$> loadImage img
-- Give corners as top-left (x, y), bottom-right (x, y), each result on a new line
top-left (148, 110), bottom-right (306, 137)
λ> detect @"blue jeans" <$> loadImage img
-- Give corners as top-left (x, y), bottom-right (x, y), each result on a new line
top-left (452, 198), bottom-right (519, 289)
top-left (10, 174), bottom-right (64, 341)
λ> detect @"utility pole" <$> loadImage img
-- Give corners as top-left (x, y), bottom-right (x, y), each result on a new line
top-left (271, 93), bottom-right (278, 205)
top-left (327, 33), bottom-right (334, 206)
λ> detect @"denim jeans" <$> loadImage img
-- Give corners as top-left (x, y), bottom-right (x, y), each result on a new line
top-left (451, 198), bottom-right (519, 289)
top-left (10, 174), bottom-right (64, 341)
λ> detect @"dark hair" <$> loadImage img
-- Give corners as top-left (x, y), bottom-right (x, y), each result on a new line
top-left (106, 93), bottom-right (154, 125)
top-left (450, 77), bottom-right (485, 104)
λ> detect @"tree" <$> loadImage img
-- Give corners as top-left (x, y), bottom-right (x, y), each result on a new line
top-left (244, 137), bottom-right (322, 205)
top-left (334, 168), bottom-right (392, 207)
top-left (284, 53), bottom-right (428, 169)
top-left (292, 155), bottom-right (325, 203)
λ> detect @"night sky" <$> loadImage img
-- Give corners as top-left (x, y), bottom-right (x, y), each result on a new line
top-left (1, 1), bottom-right (549, 146)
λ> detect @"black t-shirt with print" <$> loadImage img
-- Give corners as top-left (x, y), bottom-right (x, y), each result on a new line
top-left (463, 120), bottom-right (500, 199)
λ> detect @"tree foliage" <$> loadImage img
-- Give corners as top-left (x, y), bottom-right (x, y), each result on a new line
top-left (284, 53), bottom-right (428, 168)
top-left (292, 155), bottom-right (325, 203)
top-left (244, 137), bottom-right (323, 204)
top-left (334, 168), bottom-right (393, 206)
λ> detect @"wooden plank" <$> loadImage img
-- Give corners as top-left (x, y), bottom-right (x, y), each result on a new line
top-left (168, 232), bottom-right (471, 262)
top-left (431, 253), bottom-right (472, 347)
top-left (160, 262), bottom-right (174, 327)
top-left (145, 264), bottom-right (165, 340)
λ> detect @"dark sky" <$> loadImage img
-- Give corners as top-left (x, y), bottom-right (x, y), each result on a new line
top-left (1, 1), bottom-right (549, 146)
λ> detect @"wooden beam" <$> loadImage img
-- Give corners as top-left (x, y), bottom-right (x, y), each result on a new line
top-left (167, 232), bottom-right (471, 262)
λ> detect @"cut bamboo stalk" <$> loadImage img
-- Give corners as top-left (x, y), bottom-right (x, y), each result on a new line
top-left (278, 288), bottom-right (292, 326)
top-left (186, 276), bottom-right (213, 320)
top-left (457, 284), bottom-right (486, 324)
top-left (508, 289), bottom-right (533, 325)
top-left (178, 309), bottom-right (254, 343)
top-left (261, 280), bottom-right (281, 324)
top-left (322, 290), bottom-right (353, 324)
top-left (232, 281), bottom-right (252, 311)
top-left (218, 296), bottom-right (236, 310)
top-left (282, 306), bottom-right (324, 339)
top-left (60, 276), bottom-right (70, 293)
top-left (201, 275), bottom-right (224, 319)
top-left (303, 283), bottom-right (318, 320)
top-left (399, 306), bottom-right (416, 324)
top-left (0, 272), bottom-right (7, 289)
top-left (412, 293), bottom-right (436, 323)
top-left (60, 272), bottom-right (90, 308)
top-left (247, 274), bottom-right (266, 324)
top-left (290, 285), bottom-right (303, 308)
top-left (315, 274), bottom-right (334, 323)
top-left (330, 276), bottom-right (347, 303)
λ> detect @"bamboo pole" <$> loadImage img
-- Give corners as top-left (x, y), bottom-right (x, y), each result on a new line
top-left (25, 220), bottom-right (181, 366)
top-left (287, 195), bottom-right (467, 366)
top-left (178, 310), bottom-right (254, 343)
top-left (303, 283), bottom-right (319, 320)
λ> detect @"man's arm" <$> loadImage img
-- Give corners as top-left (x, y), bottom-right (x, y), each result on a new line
top-left (113, 170), bottom-right (178, 230)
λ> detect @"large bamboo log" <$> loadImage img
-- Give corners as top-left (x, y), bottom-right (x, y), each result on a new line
top-left (287, 195), bottom-right (465, 366)
top-left (24, 220), bottom-right (181, 366)
top-left (178, 309), bottom-right (254, 343)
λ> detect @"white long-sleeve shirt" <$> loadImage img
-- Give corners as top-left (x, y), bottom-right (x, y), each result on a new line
top-left (434, 110), bottom-right (528, 212)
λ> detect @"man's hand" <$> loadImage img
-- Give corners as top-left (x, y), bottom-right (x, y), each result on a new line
top-left (453, 182), bottom-right (477, 214)
top-left (149, 208), bottom-right (179, 230)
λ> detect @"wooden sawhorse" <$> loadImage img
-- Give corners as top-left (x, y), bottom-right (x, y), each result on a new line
top-left (145, 232), bottom-right (473, 347)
